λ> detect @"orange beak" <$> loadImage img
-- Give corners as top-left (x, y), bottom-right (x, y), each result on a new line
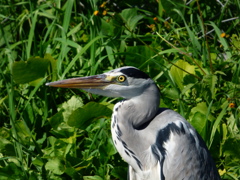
top-left (46, 74), bottom-right (111, 89)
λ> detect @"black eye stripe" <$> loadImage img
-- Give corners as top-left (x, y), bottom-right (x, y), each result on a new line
top-left (120, 68), bottom-right (149, 79)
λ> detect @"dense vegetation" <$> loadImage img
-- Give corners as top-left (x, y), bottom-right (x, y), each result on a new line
top-left (0, 0), bottom-right (240, 179)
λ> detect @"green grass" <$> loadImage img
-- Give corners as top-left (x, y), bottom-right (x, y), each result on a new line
top-left (0, 0), bottom-right (240, 179)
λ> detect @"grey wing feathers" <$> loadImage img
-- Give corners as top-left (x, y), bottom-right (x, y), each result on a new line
top-left (152, 119), bottom-right (220, 180)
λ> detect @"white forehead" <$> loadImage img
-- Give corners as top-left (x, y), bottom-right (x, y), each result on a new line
top-left (104, 71), bottom-right (123, 76)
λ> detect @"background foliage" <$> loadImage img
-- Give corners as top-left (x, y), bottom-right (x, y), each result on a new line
top-left (0, 0), bottom-right (240, 179)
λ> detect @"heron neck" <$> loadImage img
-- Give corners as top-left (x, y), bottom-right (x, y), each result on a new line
top-left (118, 83), bottom-right (160, 129)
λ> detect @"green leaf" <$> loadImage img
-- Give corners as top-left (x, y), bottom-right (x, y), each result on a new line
top-left (231, 34), bottom-right (240, 49)
top-left (44, 53), bottom-right (58, 82)
top-left (210, 21), bottom-right (231, 59)
top-left (190, 102), bottom-right (208, 115)
top-left (190, 112), bottom-right (207, 140)
top-left (59, 95), bottom-right (84, 122)
top-left (32, 157), bottom-right (44, 167)
top-left (45, 158), bottom-right (65, 175)
top-left (61, 35), bottom-right (105, 79)
top-left (223, 138), bottom-right (240, 158)
top-left (125, 45), bottom-right (158, 67)
top-left (121, 8), bottom-right (144, 31)
top-left (202, 74), bottom-right (218, 99)
top-left (99, 138), bottom-right (117, 159)
top-left (15, 120), bottom-right (32, 145)
top-left (48, 110), bottom-right (64, 129)
top-left (83, 176), bottom-right (103, 180)
top-left (12, 57), bottom-right (50, 84)
top-left (0, 162), bottom-right (25, 179)
top-left (101, 18), bottom-right (119, 37)
top-left (67, 102), bottom-right (112, 129)
top-left (26, 10), bottom-right (38, 59)
top-left (105, 46), bottom-right (115, 66)
top-left (111, 166), bottom-right (128, 180)
top-left (162, 87), bottom-right (179, 100)
top-left (0, 138), bottom-right (15, 156)
top-left (189, 102), bottom-right (214, 141)
top-left (209, 100), bottom-right (228, 148)
top-left (162, 0), bottom-right (186, 22)
top-left (170, 60), bottom-right (196, 90)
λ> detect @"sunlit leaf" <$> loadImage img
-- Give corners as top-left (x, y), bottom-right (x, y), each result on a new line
top-left (190, 102), bottom-right (208, 115)
top-left (170, 60), bottom-right (196, 90)
top-left (59, 95), bottom-right (84, 122)
top-left (45, 158), bottom-right (65, 175)
top-left (83, 175), bottom-right (103, 180)
top-left (32, 157), bottom-right (44, 167)
top-left (190, 112), bottom-right (207, 140)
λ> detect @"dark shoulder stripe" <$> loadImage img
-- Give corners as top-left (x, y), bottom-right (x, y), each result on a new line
top-left (156, 122), bottom-right (186, 150)
top-left (152, 122), bottom-right (186, 160)
top-left (120, 67), bottom-right (149, 79)
top-left (151, 122), bottom-right (186, 180)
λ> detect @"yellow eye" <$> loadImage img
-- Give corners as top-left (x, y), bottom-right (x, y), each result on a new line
top-left (117, 75), bottom-right (126, 82)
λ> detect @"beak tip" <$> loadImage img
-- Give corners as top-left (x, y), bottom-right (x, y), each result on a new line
top-left (45, 82), bottom-right (51, 86)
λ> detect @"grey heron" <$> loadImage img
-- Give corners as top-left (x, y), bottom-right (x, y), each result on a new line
top-left (46, 66), bottom-right (220, 180)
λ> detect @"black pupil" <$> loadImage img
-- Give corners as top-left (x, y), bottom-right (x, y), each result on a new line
top-left (119, 76), bottom-right (125, 81)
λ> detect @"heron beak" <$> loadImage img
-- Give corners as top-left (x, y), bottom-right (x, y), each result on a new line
top-left (46, 74), bottom-right (112, 89)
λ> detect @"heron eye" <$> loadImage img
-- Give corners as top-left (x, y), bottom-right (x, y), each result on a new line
top-left (117, 75), bottom-right (126, 82)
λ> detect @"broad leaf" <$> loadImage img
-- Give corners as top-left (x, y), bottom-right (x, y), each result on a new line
top-left (59, 95), bottom-right (84, 122)
top-left (48, 110), bottom-right (64, 130)
top-left (121, 8), bottom-right (144, 32)
top-left (68, 102), bottom-right (112, 129)
top-left (45, 158), bottom-right (65, 175)
top-left (190, 112), bottom-right (207, 141)
top-left (170, 60), bottom-right (196, 90)
top-left (12, 57), bottom-right (50, 84)
top-left (83, 176), bottom-right (103, 180)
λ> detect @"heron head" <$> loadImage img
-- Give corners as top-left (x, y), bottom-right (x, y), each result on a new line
top-left (46, 66), bottom-right (157, 99)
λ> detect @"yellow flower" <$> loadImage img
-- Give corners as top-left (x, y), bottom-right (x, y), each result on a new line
top-left (94, 10), bottom-right (100, 16)
top-left (229, 102), bottom-right (235, 108)
top-left (220, 33), bottom-right (226, 38)
top-left (153, 17), bottom-right (159, 23)
top-left (102, 10), bottom-right (107, 16)
top-left (164, 21), bottom-right (170, 29)
top-left (147, 24), bottom-right (156, 31)
top-left (100, 2), bottom-right (107, 8)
